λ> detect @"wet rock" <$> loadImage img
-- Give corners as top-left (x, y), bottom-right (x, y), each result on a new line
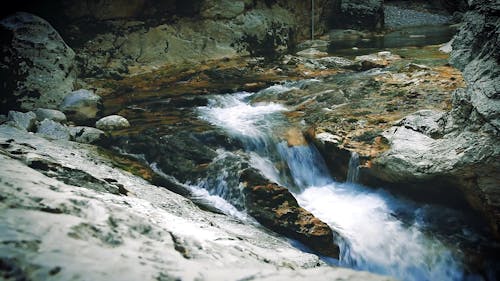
top-left (95, 115), bottom-right (130, 131)
top-left (355, 51), bottom-right (400, 70)
top-left (34, 108), bottom-right (67, 123)
top-left (330, 0), bottom-right (384, 31)
top-left (36, 119), bottom-right (70, 141)
top-left (308, 130), bottom-right (352, 182)
top-left (241, 168), bottom-right (340, 258)
top-left (296, 48), bottom-right (329, 59)
top-left (7, 111), bottom-right (37, 132)
top-left (60, 89), bottom-right (102, 124)
top-left (0, 125), bottom-right (392, 280)
top-left (0, 12), bottom-right (76, 113)
top-left (69, 126), bottom-right (107, 144)
top-left (201, 0), bottom-right (245, 19)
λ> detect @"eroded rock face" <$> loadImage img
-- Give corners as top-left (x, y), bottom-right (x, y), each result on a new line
top-left (0, 125), bottom-right (393, 281)
top-left (0, 12), bottom-right (76, 113)
top-left (367, 1), bottom-right (500, 238)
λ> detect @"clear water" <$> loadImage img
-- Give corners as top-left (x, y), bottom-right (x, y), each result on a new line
top-left (197, 82), bottom-right (475, 281)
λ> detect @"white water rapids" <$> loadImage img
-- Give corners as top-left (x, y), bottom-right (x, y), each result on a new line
top-left (197, 82), bottom-right (468, 281)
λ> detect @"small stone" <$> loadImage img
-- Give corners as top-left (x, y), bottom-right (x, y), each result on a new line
top-left (69, 126), bottom-right (107, 144)
top-left (95, 115), bottom-right (130, 131)
top-left (60, 89), bottom-right (102, 124)
top-left (34, 108), bottom-right (67, 123)
top-left (36, 119), bottom-right (70, 140)
top-left (7, 111), bottom-right (37, 131)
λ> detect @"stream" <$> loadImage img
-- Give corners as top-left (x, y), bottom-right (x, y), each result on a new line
top-left (196, 82), bottom-right (486, 281)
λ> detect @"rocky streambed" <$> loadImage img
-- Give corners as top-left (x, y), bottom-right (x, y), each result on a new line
top-left (1, 0), bottom-right (499, 280)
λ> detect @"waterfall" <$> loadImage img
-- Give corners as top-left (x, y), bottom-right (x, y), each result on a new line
top-left (346, 151), bottom-right (360, 183)
top-left (197, 82), bottom-right (469, 281)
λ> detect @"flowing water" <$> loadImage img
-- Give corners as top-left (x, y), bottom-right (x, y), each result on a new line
top-left (196, 82), bottom-right (486, 281)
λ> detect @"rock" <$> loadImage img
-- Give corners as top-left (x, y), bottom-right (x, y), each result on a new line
top-left (296, 48), bottom-right (329, 59)
top-left (69, 126), bottom-right (107, 144)
top-left (405, 63), bottom-right (431, 72)
top-left (0, 125), bottom-right (393, 281)
top-left (394, 110), bottom-right (445, 139)
top-left (309, 130), bottom-right (352, 182)
top-left (7, 111), bottom-right (37, 132)
top-left (355, 52), bottom-right (400, 70)
top-left (0, 12), bottom-right (76, 113)
top-left (36, 119), bottom-right (70, 140)
top-left (240, 168), bottom-right (340, 258)
top-left (296, 40), bottom-right (329, 50)
top-left (330, 0), bottom-right (384, 31)
top-left (439, 39), bottom-right (454, 54)
top-left (316, 56), bottom-right (356, 69)
top-left (95, 115), bottom-right (130, 131)
top-left (201, 0), bottom-right (245, 19)
top-left (0, 115), bottom-right (6, 124)
top-left (34, 108), bottom-right (67, 123)
top-left (60, 89), bottom-right (102, 124)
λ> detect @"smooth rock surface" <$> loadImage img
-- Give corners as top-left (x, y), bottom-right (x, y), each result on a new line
top-left (36, 119), bottom-right (70, 140)
top-left (60, 89), bottom-right (102, 124)
top-left (0, 12), bottom-right (76, 113)
top-left (34, 108), bottom-right (67, 123)
top-left (7, 111), bottom-right (37, 131)
top-left (95, 115), bottom-right (130, 131)
top-left (0, 125), bottom-right (393, 281)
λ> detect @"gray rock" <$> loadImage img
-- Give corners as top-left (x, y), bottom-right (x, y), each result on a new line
top-left (69, 126), bottom-right (107, 144)
top-left (330, 0), bottom-right (384, 31)
top-left (36, 119), bottom-right (70, 140)
top-left (0, 115), bottom-right (6, 124)
top-left (60, 89), bottom-right (102, 124)
top-left (0, 125), bottom-right (393, 281)
top-left (0, 12), bottom-right (76, 112)
top-left (7, 111), bottom-right (37, 131)
top-left (34, 108), bottom-right (67, 123)
top-left (201, 0), bottom-right (245, 19)
top-left (394, 110), bottom-right (445, 139)
top-left (296, 48), bottom-right (328, 59)
top-left (95, 115), bottom-right (130, 131)
top-left (316, 56), bottom-right (356, 69)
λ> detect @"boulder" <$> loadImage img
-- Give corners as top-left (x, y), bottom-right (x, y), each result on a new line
top-left (36, 119), bottom-right (70, 140)
top-left (241, 168), bottom-right (340, 258)
top-left (7, 111), bottom-right (37, 131)
top-left (296, 48), bottom-right (329, 59)
top-left (355, 51), bottom-right (400, 70)
top-left (95, 115), bottom-right (130, 131)
top-left (201, 0), bottom-right (245, 19)
top-left (330, 0), bottom-right (384, 31)
top-left (316, 56), bottom-right (356, 69)
top-left (0, 12), bottom-right (76, 113)
top-left (60, 89), bottom-right (102, 124)
top-left (34, 108), bottom-right (67, 123)
top-left (69, 126), bottom-right (107, 144)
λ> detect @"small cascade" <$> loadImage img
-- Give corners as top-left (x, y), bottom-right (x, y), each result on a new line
top-left (197, 81), bottom-right (471, 281)
top-left (346, 151), bottom-right (360, 183)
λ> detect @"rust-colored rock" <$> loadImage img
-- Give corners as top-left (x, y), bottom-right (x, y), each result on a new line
top-left (241, 169), bottom-right (340, 258)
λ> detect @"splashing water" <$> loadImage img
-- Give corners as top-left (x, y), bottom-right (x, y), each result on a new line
top-left (198, 82), bottom-right (469, 281)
